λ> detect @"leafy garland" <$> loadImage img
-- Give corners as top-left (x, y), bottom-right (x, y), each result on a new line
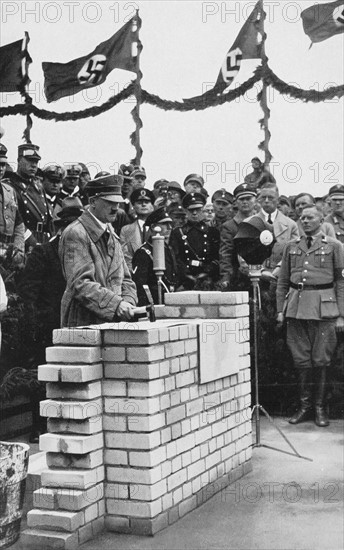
top-left (0, 64), bottom-right (343, 122)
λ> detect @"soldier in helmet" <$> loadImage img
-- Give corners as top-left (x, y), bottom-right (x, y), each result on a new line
top-left (8, 143), bottom-right (52, 248)
top-left (210, 188), bottom-right (234, 228)
top-left (183, 173), bottom-right (204, 195)
top-left (169, 192), bottom-right (220, 290)
top-left (0, 143), bottom-right (25, 265)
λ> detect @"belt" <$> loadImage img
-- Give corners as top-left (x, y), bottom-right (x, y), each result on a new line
top-left (289, 281), bottom-right (333, 291)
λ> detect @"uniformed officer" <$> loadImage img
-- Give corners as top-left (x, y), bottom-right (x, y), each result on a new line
top-left (0, 143), bottom-right (25, 264)
top-left (131, 165), bottom-right (147, 189)
top-left (8, 143), bottom-right (52, 247)
top-left (183, 174), bottom-right (204, 195)
top-left (167, 202), bottom-right (187, 229)
top-left (42, 164), bottom-right (65, 219)
top-left (276, 205), bottom-right (344, 427)
top-left (324, 184), bottom-right (344, 244)
top-left (211, 188), bottom-right (234, 228)
top-left (169, 192), bottom-right (220, 290)
top-left (132, 207), bottom-right (178, 306)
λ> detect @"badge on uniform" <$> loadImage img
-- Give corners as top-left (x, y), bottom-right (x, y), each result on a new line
top-left (191, 260), bottom-right (200, 267)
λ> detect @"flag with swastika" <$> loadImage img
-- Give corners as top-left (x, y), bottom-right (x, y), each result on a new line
top-left (301, 0), bottom-right (344, 44)
top-left (42, 15), bottom-right (140, 103)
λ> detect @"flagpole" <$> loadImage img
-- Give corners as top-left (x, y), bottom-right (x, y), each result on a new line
top-left (258, 0), bottom-right (272, 167)
top-left (130, 11), bottom-right (143, 165)
top-left (20, 31), bottom-right (33, 143)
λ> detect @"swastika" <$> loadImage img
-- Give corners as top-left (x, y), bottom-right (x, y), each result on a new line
top-left (78, 54), bottom-right (106, 86)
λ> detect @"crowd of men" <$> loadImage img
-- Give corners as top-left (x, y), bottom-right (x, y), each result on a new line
top-left (0, 142), bottom-right (343, 438)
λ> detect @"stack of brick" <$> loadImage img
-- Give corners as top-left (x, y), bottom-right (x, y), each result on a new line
top-left (21, 291), bottom-right (252, 548)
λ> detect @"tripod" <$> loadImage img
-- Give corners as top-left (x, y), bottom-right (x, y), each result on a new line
top-left (249, 266), bottom-right (312, 462)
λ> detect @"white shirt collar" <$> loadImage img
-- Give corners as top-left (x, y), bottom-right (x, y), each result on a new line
top-left (262, 209), bottom-right (277, 222)
top-left (88, 210), bottom-right (108, 231)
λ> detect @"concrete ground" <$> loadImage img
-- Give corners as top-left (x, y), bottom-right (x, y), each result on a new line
top-left (10, 416), bottom-right (344, 550)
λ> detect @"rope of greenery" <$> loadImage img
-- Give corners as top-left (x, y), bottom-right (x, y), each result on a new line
top-left (0, 64), bottom-right (343, 121)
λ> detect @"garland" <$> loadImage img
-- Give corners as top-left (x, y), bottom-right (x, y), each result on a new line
top-left (0, 64), bottom-right (343, 121)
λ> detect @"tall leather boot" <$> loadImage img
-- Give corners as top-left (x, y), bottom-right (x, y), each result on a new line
top-left (314, 368), bottom-right (329, 427)
top-left (289, 369), bottom-right (313, 424)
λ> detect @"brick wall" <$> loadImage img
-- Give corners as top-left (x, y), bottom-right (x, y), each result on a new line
top-left (22, 291), bottom-right (252, 549)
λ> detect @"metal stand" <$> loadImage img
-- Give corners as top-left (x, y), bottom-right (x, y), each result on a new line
top-left (249, 266), bottom-right (312, 462)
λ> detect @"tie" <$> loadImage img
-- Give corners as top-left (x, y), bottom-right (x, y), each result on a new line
top-left (142, 225), bottom-right (146, 243)
top-left (103, 226), bottom-right (110, 244)
top-left (267, 214), bottom-right (273, 224)
top-left (307, 236), bottom-right (312, 249)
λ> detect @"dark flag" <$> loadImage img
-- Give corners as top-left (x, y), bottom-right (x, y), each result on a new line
top-left (0, 32), bottom-right (31, 92)
top-left (42, 15), bottom-right (141, 103)
top-left (301, 1), bottom-right (344, 44)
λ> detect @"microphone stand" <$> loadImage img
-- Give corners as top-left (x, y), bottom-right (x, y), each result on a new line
top-left (152, 227), bottom-right (166, 305)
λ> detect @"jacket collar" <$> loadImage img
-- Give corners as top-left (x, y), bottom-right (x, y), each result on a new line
top-left (79, 209), bottom-right (114, 243)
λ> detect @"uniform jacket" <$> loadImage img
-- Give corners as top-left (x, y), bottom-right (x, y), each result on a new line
top-left (324, 213), bottom-right (344, 244)
top-left (255, 209), bottom-right (299, 269)
top-left (0, 180), bottom-right (25, 261)
top-left (219, 214), bottom-right (244, 281)
top-left (132, 241), bottom-right (179, 306)
top-left (59, 210), bottom-right (137, 328)
top-left (297, 219), bottom-right (336, 239)
top-left (276, 233), bottom-right (344, 320)
top-left (8, 172), bottom-right (52, 243)
top-left (169, 221), bottom-right (220, 283)
top-left (120, 220), bottom-right (144, 272)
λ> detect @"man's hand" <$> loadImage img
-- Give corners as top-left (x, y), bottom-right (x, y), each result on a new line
top-left (335, 316), bottom-right (344, 332)
top-left (276, 312), bottom-right (284, 328)
top-left (116, 301), bottom-right (136, 321)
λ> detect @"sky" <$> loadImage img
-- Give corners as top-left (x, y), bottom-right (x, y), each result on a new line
top-left (0, 0), bottom-right (343, 198)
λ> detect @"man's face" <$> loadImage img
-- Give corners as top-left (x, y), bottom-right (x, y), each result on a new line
top-left (252, 159), bottom-right (261, 170)
top-left (133, 199), bottom-right (154, 218)
top-left (133, 175), bottom-right (146, 189)
top-left (79, 172), bottom-right (91, 191)
top-left (187, 206), bottom-right (204, 223)
top-left (213, 199), bottom-right (233, 220)
top-left (278, 203), bottom-right (290, 216)
top-left (203, 204), bottom-right (214, 222)
top-left (0, 162), bottom-right (6, 180)
top-left (294, 195), bottom-right (313, 218)
top-left (170, 213), bottom-right (186, 228)
top-left (91, 197), bottom-right (119, 224)
top-left (63, 177), bottom-right (79, 193)
top-left (330, 197), bottom-right (344, 217)
top-left (43, 177), bottom-right (61, 196)
top-left (122, 179), bottom-right (133, 198)
top-left (236, 195), bottom-right (256, 216)
top-left (18, 157), bottom-right (38, 179)
top-left (258, 188), bottom-right (278, 214)
top-left (300, 207), bottom-right (323, 235)
top-left (184, 181), bottom-right (202, 194)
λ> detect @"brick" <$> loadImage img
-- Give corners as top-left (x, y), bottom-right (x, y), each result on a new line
top-left (219, 304), bottom-right (250, 318)
top-left (129, 446), bottom-right (167, 467)
top-left (164, 340), bottom-right (185, 358)
top-left (176, 432), bottom-right (195, 454)
top-left (168, 326), bottom-right (180, 340)
top-left (179, 356), bottom-right (189, 372)
top-left (27, 509), bottom-right (84, 532)
top-left (175, 370), bottom-right (195, 387)
top-left (53, 328), bottom-right (101, 346)
top-left (165, 292), bottom-right (200, 305)
top-left (47, 416), bottom-right (103, 435)
top-left (172, 454), bottom-right (182, 472)
top-left (127, 412), bottom-right (165, 432)
top-left (104, 449), bottom-right (128, 465)
top-left (20, 529), bottom-right (79, 550)
top-left (166, 404), bottom-right (185, 425)
top-left (104, 396), bottom-right (160, 415)
top-left (186, 398), bottom-right (203, 416)
top-left (107, 465), bottom-right (161, 485)
top-left (46, 381), bottom-right (101, 400)
top-left (78, 523), bottom-right (93, 545)
top-left (84, 502), bottom-right (98, 523)
top-left (170, 358), bottom-right (181, 374)
top-left (167, 469), bottom-right (187, 492)
top-left (155, 305), bottom-right (181, 318)
top-left (102, 380), bottom-right (127, 396)
top-left (105, 516), bottom-right (130, 533)
top-left (184, 339), bottom-right (198, 354)
top-left (128, 379), bottom-right (165, 397)
top-left (159, 360), bottom-right (170, 377)
top-left (166, 440), bottom-right (177, 459)
top-left (57, 484), bottom-right (103, 511)
top-left (187, 459), bottom-right (206, 481)
top-left (165, 376), bottom-right (176, 393)
top-left (46, 449), bottom-right (103, 469)
top-left (205, 450), bottom-right (221, 470)
top-left (105, 431), bottom-right (160, 449)
top-left (91, 516), bottom-right (104, 536)
top-left (39, 363), bottom-right (103, 383)
top-left (131, 480), bottom-right (167, 501)
top-left (182, 306), bottom-right (218, 318)
top-left (33, 488), bottom-right (56, 510)
top-left (102, 346), bottom-right (126, 362)
top-left (178, 324), bottom-right (189, 340)
top-left (171, 423), bottom-right (182, 440)
top-left (179, 494), bottom-right (197, 517)
top-left (106, 498), bottom-right (162, 517)
top-left (102, 414), bottom-right (127, 432)
top-left (104, 362), bottom-right (160, 380)
top-left (105, 483), bottom-right (129, 499)
top-left (170, 389), bottom-right (181, 407)
top-left (160, 393), bottom-right (170, 410)
top-left (41, 467), bottom-right (104, 489)
top-left (46, 346), bottom-right (101, 364)
top-left (198, 292), bottom-right (236, 305)
top-left (40, 433), bottom-right (103, 455)
top-left (172, 487), bottom-right (183, 505)
top-left (103, 327), bottom-right (160, 345)
top-left (127, 345), bottom-right (165, 362)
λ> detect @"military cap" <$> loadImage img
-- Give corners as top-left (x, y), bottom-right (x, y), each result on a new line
top-left (118, 163), bottom-right (134, 181)
top-left (233, 183), bottom-right (257, 199)
top-left (168, 181), bottom-right (186, 197)
top-left (153, 178), bottom-right (169, 190)
top-left (130, 188), bottom-right (155, 204)
top-left (55, 196), bottom-right (84, 227)
top-left (211, 188), bottom-right (234, 204)
top-left (64, 163), bottom-right (82, 178)
top-left (78, 162), bottom-right (90, 175)
top-left (182, 192), bottom-right (206, 209)
top-left (183, 173), bottom-right (204, 188)
top-left (200, 187), bottom-right (209, 199)
top-left (168, 203), bottom-right (187, 217)
top-left (94, 171), bottom-right (111, 179)
top-left (145, 207), bottom-right (172, 227)
top-left (18, 143), bottom-right (41, 160)
top-left (132, 165), bottom-right (146, 179)
top-left (328, 184), bottom-right (344, 200)
top-left (278, 195), bottom-right (291, 207)
top-left (43, 164), bottom-right (65, 182)
top-left (0, 143), bottom-right (8, 160)
top-left (86, 174), bottom-right (123, 202)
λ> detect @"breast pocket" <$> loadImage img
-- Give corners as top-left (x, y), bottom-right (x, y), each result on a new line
top-left (315, 249), bottom-right (332, 268)
top-left (289, 249), bottom-right (302, 268)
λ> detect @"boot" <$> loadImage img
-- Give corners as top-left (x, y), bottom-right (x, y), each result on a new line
top-left (289, 369), bottom-right (313, 424)
top-left (314, 368), bottom-right (329, 427)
